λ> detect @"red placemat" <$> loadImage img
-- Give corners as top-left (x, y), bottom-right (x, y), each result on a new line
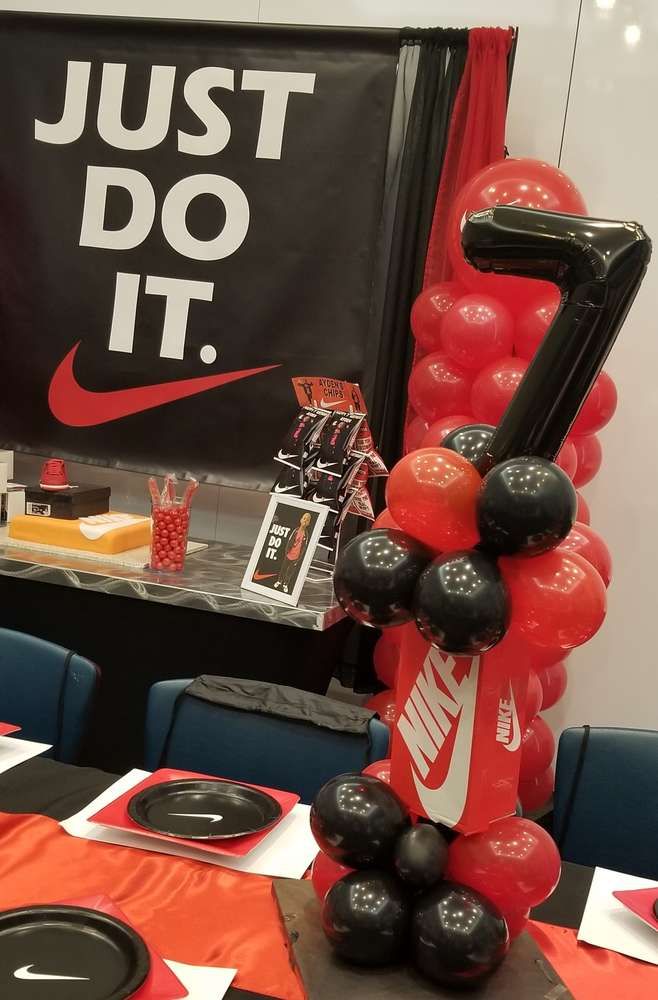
top-left (613, 887), bottom-right (658, 932)
top-left (59, 894), bottom-right (187, 1000)
top-left (89, 768), bottom-right (299, 857)
top-left (0, 723), bottom-right (21, 736)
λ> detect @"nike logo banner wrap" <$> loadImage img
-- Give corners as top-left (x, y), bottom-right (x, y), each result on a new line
top-left (0, 13), bottom-right (398, 486)
top-left (390, 626), bottom-right (528, 834)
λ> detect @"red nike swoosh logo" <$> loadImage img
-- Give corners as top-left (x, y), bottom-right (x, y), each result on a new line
top-left (48, 342), bottom-right (279, 427)
top-left (253, 571), bottom-right (277, 581)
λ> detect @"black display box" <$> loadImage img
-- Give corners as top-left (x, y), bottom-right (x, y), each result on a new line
top-left (25, 484), bottom-right (110, 519)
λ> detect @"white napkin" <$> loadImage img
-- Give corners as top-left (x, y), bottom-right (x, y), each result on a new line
top-left (164, 959), bottom-right (236, 999)
top-left (0, 735), bottom-right (52, 774)
top-left (61, 769), bottom-right (317, 879)
top-left (578, 866), bottom-right (658, 964)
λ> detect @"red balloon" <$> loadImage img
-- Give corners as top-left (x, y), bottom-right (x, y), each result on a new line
top-left (439, 293), bottom-right (514, 370)
top-left (571, 434), bottom-right (602, 488)
top-left (311, 851), bottom-right (354, 901)
top-left (556, 440), bottom-right (577, 480)
top-left (373, 636), bottom-right (399, 689)
top-left (520, 716), bottom-right (555, 782)
top-left (362, 758), bottom-right (392, 783)
top-left (514, 288), bottom-right (561, 359)
top-left (558, 521), bottom-right (612, 588)
top-left (490, 627), bottom-right (565, 675)
top-left (404, 415), bottom-right (429, 455)
top-left (518, 766), bottom-right (554, 814)
top-left (470, 357), bottom-right (529, 424)
top-left (446, 816), bottom-right (562, 909)
top-left (387, 447), bottom-right (481, 551)
top-left (408, 353), bottom-right (474, 424)
top-left (571, 372), bottom-right (617, 436)
top-left (380, 623), bottom-right (414, 648)
top-left (372, 508), bottom-right (400, 531)
top-left (411, 282), bottom-right (464, 353)
top-left (448, 158), bottom-right (586, 306)
top-left (364, 689), bottom-right (397, 730)
top-left (524, 671), bottom-right (543, 728)
top-left (537, 661), bottom-right (568, 711)
top-left (494, 626), bottom-right (568, 674)
top-left (421, 413), bottom-right (474, 448)
top-left (576, 491), bottom-right (590, 525)
top-left (501, 550), bottom-right (607, 651)
top-left (505, 906), bottom-right (531, 940)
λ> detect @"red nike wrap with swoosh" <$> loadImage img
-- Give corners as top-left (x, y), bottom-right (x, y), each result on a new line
top-left (48, 342), bottom-right (279, 427)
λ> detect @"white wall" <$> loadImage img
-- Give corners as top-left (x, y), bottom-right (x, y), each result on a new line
top-left (545, 1), bottom-right (658, 735)
top-left (4, 2), bottom-right (656, 732)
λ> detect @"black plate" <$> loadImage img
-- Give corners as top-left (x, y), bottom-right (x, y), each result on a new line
top-left (127, 778), bottom-right (283, 840)
top-left (0, 905), bottom-right (150, 1000)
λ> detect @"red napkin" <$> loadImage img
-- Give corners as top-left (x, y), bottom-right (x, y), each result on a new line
top-left (613, 887), bottom-right (658, 932)
top-left (59, 894), bottom-right (187, 999)
top-left (89, 768), bottom-right (299, 857)
top-left (0, 723), bottom-right (21, 736)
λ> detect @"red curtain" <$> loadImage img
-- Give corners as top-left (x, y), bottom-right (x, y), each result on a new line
top-left (423, 27), bottom-right (514, 287)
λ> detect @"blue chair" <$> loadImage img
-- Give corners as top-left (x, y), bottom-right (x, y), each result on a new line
top-left (554, 726), bottom-right (658, 879)
top-left (145, 678), bottom-right (390, 804)
top-left (0, 627), bottom-right (99, 763)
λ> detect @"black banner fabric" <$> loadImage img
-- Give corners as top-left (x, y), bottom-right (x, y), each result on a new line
top-left (0, 14), bottom-right (398, 488)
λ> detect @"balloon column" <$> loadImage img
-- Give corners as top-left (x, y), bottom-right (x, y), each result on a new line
top-left (342, 159), bottom-right (649, 821)
top-left (331, 163), bottom-right (649, 970)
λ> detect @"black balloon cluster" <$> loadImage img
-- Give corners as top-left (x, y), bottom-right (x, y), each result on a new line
top-left (310, 774), bottom-right (509, 986)
top-left (334, 437), bottom-right (577, 656)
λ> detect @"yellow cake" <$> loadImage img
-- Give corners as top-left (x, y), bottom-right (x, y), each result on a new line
top-left (9, 512), bottom-right (151, 554)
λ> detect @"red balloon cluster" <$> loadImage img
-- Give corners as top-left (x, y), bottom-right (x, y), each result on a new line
top-left (407, 158), bottom-right (613, 496)
top-left (407, 160), bottom-right (615, 810)
top-left (353, 159), bottom-right (617, 823)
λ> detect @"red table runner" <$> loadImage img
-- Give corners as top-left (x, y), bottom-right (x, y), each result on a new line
top-left (2, 810), bottom-right (657, 1000)
top-left (0, 811), bottom-right (303, 1000)
top-left (528, 920), bottom-right (658, 999)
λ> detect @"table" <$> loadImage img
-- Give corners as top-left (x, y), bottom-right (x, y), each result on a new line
top-left (0, 757), bottom-right (297, 1000)
top-left (0, 539), bottom-right (349, 772)
top-left (0, 759), bottom-right (595, 925)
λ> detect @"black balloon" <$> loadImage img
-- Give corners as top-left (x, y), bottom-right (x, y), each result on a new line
top-left (334, 529), bottom-right (432, 628)
top-left (418, 818), bottom-right (459, 844)
top-left (413, 549), bottom-right (509, 655)
top-left (462, 205), bottom-right (650, 472)
top-left (477, 456), bottom-right (576, 555)
top-left (441, 423), bottom-right (495, 469)
top-left (393, 824), bottom-right (448, 889)
top-left (310, 773), bottom-right (410, 868)
top-left (322, 870), bottom-right (410, 966)
top-left (411, 881), bottom-right (509, 988)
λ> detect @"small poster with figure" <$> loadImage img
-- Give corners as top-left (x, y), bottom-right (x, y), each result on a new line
top-left (242, 495), bottom-right (328, 606)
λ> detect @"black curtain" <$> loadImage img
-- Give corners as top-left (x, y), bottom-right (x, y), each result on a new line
top-left (368, 28), bottom-right (468, 477)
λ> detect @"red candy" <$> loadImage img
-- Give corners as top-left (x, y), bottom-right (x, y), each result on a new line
top-left (150, 503), bottom-right (190, 573)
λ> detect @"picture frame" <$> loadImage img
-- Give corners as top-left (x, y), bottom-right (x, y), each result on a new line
top-left (241, 495), bottom-right (329, 607)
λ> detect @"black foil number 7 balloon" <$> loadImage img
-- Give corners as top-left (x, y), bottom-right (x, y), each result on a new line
top-left (461, 205), bottom-right (652, 472)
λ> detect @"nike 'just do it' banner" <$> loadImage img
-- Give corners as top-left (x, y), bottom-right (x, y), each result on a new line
top-left (0, 14), bottom-right (398, 487)
top-left (390, 626), bottom-right (528, 834)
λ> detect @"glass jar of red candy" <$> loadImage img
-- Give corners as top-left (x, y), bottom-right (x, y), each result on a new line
top-left (150, 502), bottom-right (190, 572)
top-left (148, 474), bottom-right (197, 573)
